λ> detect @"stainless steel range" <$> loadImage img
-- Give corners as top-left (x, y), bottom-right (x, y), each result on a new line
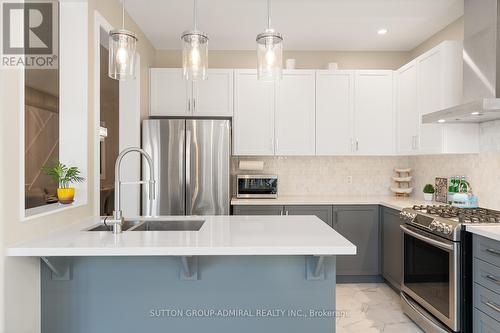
top-left (400, 205), bottom-right (500, 333)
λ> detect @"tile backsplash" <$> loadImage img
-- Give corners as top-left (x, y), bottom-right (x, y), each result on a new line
top-left (232, 156), bottom-right (410, 196)
top-left (409, 153), bottom-right (500, 210)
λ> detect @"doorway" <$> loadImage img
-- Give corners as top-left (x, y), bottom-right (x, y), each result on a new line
top-left (99, 35), bottom-right (119, 216)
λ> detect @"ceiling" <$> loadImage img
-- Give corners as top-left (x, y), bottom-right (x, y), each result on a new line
top-left (125, 0), bottom-right (463, 51)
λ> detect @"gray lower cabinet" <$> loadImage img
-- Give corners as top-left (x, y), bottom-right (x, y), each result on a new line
top-left (332, 205), bottom-right (380, 279)
top-left (473, 234), bottom-right (500, 330)
top-left (232, 205), bottom-right (333, 227)
top-left (232, 205), bottom-right (284, 215)
top-left (474, 308), bottom-right (500, 333)
top-left (382, 207), bottom-right (403, 290)
top-left (285, 205), bottom-right (333, 227)
top-left (233, 203), bottom-right (380, 279)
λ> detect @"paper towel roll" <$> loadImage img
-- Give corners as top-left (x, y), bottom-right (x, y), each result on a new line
top-left (239, 160), bottom-right (264, 171)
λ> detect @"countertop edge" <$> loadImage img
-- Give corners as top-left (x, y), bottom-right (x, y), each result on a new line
top-left (230, 196), bottom-right (436, 211)
top-left (465, 226), bottom-right (500, 242)
top-left (7, 247), bottom-right (357, 257)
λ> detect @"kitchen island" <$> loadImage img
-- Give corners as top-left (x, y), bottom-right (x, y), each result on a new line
top-left (8, 215), bottom-right (355, 333)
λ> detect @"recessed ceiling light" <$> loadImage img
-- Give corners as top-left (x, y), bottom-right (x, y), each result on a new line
top-left (471, 111), bottom-right (482, 116)
top-left (438, 119), bottom-right (446, 123)
top-left (377, 28), bottom-right (388, 35)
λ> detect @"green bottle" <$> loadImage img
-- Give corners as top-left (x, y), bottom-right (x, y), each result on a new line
top-left (448, 177), bottom-right (455, 193)
top-left (459, 176), bottom-right (469, 193)
top-left (453, 176), bottom-right (460, 192)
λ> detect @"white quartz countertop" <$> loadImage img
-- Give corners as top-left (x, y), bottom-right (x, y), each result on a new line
top-left (231, 195), bottom-right (437, 211)
top-left (465, 225), bottom-right (500, 242)
top-left (7, 215), bottom-right (356, 257)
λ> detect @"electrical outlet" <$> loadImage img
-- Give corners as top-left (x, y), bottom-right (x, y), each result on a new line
top-left (347, 176), bottom-right (353, 184)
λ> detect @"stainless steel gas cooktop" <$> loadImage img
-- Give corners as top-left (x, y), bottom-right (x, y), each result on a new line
top-left (401, 205), bottom-right (500, 241)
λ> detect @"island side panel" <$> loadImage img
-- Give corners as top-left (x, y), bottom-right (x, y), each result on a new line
top-left (41, 256), bottom-right (337, 333)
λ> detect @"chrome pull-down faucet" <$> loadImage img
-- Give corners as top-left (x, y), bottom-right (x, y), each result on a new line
top-left (108, 147), bottom-right (156, 234)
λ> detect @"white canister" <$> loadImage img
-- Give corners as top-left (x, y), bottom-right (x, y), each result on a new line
top-left (286, 59), bottom-right (296, 69)
top-left (327, 62), bottom-right (339, 70)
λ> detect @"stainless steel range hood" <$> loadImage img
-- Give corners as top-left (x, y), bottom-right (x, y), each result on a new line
top-left (423, 0), bottom-right (500, 124)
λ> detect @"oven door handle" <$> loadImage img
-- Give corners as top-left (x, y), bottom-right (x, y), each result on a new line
top-left (400, 225), bottom-right (454, 251)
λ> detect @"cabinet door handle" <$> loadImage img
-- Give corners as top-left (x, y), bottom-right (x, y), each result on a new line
top-left (485, 301), bottom-right (500, 314)
top-left (486, 248), bottom-right (500, 257)
top-left (193, 98), bottom-right (196, 112)
top-left (333, 211), bottom-right (338, 224)
top-left (355, 140), bottom-right (359, 151)
top-left (411, 136), bottom-right (416, 150)
top-left (188, 99), bottom-right (191, 112)
top-left (485, 274), bottom-right (500, 285)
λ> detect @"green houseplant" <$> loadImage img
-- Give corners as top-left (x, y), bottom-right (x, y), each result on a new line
top-left (42, 161), bottom-right (85, 204)
top-left (423, 184), bottom-right (435, 202)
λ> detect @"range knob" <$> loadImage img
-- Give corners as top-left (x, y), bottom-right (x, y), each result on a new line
top-left (442, 225), bottom-right (452, 235)
top-left (429, 221), bottom-right (438, 231)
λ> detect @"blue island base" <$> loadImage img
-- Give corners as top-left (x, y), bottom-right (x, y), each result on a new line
top-left (41, 256), bottom-right (337, 333)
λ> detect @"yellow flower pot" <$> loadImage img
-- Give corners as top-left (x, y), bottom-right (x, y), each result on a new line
top-left (57, 188), bottom-right (75, 204)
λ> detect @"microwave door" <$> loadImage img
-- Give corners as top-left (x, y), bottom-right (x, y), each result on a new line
top-left (186, 119), bottom-right (230, 215)
top-left (142, 119), bottom-right (186, 216)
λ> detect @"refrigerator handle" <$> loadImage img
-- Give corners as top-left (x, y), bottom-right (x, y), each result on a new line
top-left (185, 129), bottom-right (191, 210)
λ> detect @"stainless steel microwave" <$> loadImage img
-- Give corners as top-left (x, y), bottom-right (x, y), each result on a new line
top-left (236, 175), bottom-right (278, 199)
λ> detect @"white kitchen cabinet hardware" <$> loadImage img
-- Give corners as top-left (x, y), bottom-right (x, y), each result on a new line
top-left (149, 68), bottom-right (233, 117)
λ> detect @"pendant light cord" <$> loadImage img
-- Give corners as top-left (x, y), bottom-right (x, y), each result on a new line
top-left (267, 0), bottom-right (271, 30)
top-left (122, 0), bottom-right (125, 29)
top-left (193, 0), bottom-right (198, 31)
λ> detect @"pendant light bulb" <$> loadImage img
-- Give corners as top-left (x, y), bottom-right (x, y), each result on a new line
top-left (265, 43), bottom-right (276, 67)
top-left (116, 39), bottom-right (129, 66)
top-left (182, 0), bottom-right (208, 81)
top-left (109, 0), bottom-right (138, 80)
top-left (256, 0), bottom-right (283, 81)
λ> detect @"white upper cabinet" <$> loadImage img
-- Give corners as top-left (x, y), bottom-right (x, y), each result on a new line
top-left (416, 43), bottom-right (452, 154)
top-left (193, 69), bottom-right (234, 116)
top-left (397, 41), bottom-right (479, 154)
top-left (233, 70), bottom-right (275, 156)
top-left (150, 68), bottom-right (190, 116)
top-left (396, 61), bottom-right (419, 155)
top-left (275, 70), bottom-right (316, 155)
top-left (353, 70), bottom-right (395, 155)
top-left (149, 68), bottom-right (233, 117)
top-left (316, 70), bottom-right (355, 155)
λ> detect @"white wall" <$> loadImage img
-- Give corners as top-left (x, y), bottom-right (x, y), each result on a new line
top-left (155, 49), bottom-right (410, 70)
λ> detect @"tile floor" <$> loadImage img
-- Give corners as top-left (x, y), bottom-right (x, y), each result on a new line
top-left (336, 283), bottom-right (423, 333)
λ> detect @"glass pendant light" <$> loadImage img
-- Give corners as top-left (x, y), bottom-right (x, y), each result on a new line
top-left (256, 0), bottom-right (283, 81)
top-left (109, 0), bottom-right (138, 80)
top-left (181, 0), bottom-right (208, 81)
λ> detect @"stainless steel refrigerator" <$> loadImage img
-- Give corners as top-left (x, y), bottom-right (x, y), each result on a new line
top-left (142, 119), bottom-right (231, 216)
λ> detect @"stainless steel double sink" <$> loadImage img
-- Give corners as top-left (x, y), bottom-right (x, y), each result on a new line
top-left (85, 219), bottom-right (205, 232)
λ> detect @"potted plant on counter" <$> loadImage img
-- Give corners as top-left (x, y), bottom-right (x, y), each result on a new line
top-left (42, 161), bottom-right (85, 204)
top-left (423, 184), bottom-right (435, 202)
